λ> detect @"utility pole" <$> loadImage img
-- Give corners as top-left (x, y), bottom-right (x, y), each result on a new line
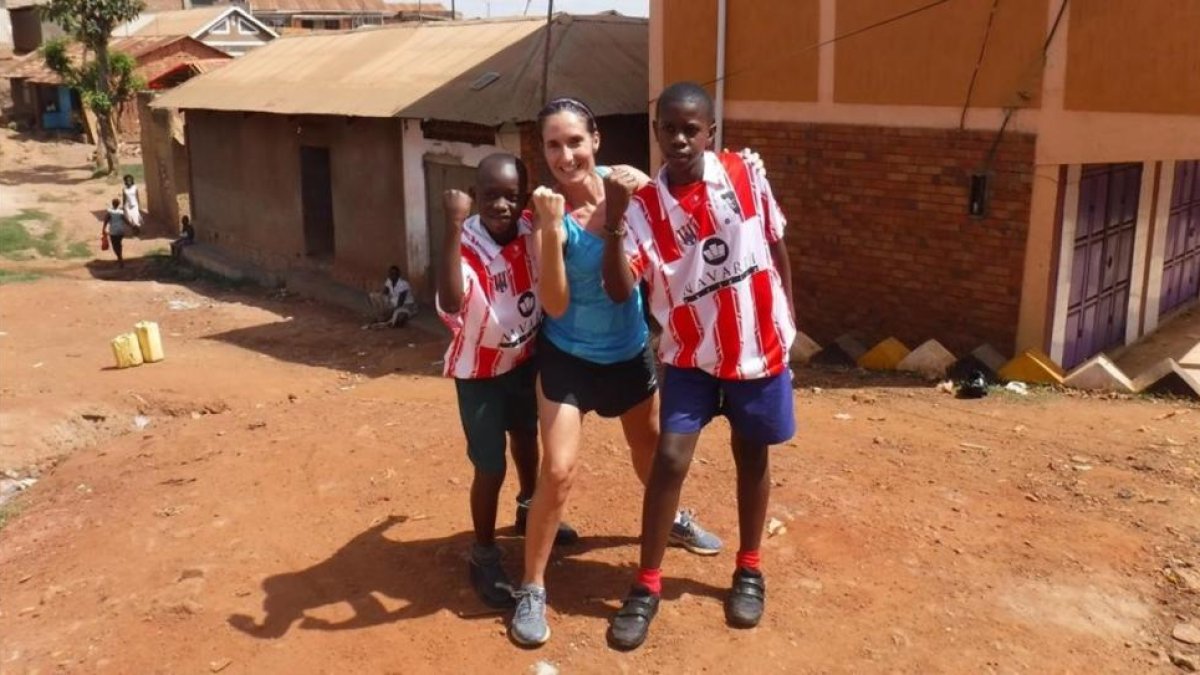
top-left (541, 0), bottom-right (553, 104)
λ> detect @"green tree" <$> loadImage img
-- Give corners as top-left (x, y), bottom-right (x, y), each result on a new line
top-left (40, 0), bottom-right (145, 174)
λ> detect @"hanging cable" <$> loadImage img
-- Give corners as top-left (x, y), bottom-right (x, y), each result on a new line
top-left (651, 0), bottom-right (956, 105)
top-left (983, 0), bottom-right (1069, 169)
top-left (959, 0), bottom-right (1000, 130)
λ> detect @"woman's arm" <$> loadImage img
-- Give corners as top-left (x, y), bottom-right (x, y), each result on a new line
top-left (531, 187), bottom-right (570, 318)
top-left (600, 169), bottom-right (641, 303)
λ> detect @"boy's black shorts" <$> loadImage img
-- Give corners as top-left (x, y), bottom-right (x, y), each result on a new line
top-left (454, 359), bottom-right (538, 474)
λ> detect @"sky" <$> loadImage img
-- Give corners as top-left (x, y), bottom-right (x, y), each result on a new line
top-left (438, 0), bottom-right (649, 19)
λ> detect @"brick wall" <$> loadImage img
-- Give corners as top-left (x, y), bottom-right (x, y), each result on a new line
top-left (722, 121), bottom-right (1036, 355)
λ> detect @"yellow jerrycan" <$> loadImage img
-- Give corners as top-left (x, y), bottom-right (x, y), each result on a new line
top-left (111, 333), bottom-right (144, 368)
top-left (135, 321), bottom-right (164, 363)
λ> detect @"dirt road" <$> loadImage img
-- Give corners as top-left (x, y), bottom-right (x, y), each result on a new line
top-left (1, 130), bottom-right (1198, 674)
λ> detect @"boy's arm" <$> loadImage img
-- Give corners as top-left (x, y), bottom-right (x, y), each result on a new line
top-left (601, 169), bottom-right (641, 303)
top-left (754, 163), bottom-right (796, 324)
top-left (531, 187), bottom-right (570, 318)
top-left (437, 190), bottom-right (471, 315)
top-left (769, 239), bottom-right (795, 325)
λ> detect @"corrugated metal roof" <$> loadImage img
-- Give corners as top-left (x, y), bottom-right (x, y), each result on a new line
top-left (132, 6), bottom-right (229, 37)
top-left (249, 0), bottom-right (445, 14)
top-left (9, 0), bottom-right (185, 10)
top-left (151, 14), bottom-right (647, 124)
top-left (1, 36), bottom-right (228, 84)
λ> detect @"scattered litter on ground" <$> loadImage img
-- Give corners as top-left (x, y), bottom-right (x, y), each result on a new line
top-left (133, 415), bottom-right (150, 430)
top-left (767, 517), bottom-right (787, 537)
top-left (0, 477), bottom-right (38, 506)
top-left (167, 299), bottom-right (201, 311)
top-left (1005, 382), bottom-right (1029, 396)
top-left (833, 413), bottom-right (853, 421)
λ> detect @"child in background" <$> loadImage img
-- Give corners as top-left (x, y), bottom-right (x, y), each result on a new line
top-left (368, 265), bottom-right (418, 328)
top-left (170, 215), bottom-right (195, 261)
top-left (102, 198), bottom-right (127, 268)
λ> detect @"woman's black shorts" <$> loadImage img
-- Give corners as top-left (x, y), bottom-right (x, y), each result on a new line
top-left (538, 336), bottom-right (657, 418)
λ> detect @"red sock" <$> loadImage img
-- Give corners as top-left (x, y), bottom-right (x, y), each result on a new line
top-left (736, 549), bottom-right (761, 571)
top-left (636, 568), bottom-right (662, 595)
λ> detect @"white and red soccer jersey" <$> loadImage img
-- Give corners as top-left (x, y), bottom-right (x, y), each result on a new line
top-left (438, 215), bottom-right (541, 379)
top-left (623, 151), bottom-right (795, 380)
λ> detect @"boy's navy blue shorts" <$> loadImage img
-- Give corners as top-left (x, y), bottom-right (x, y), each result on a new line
top-left (660, 366), bottom-right (795, 446)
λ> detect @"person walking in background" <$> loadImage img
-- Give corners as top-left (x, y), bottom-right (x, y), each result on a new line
top-left (102, 198), bottom-right (128, 268)
top-left (121, 174), bottom-right (143, 236)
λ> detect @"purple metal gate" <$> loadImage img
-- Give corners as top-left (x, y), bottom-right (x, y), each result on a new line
top-left (1159, 160), bottom-right (1200, 315)
top-left (1062, 164), bottom-right (1142, 370)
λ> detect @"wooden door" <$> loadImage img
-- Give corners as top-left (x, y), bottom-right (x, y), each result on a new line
top-left (1062, 163), bottom-right (1141, 370)
top-left (423, 158), bottom-right (477, 298)
top-left (1160, 160), bottom-right (1200, 315)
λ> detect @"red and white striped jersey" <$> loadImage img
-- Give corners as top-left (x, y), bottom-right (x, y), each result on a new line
top-left (623, 151), bottom-right (795, 380)
top-left (438, 215), bottom-right (541, 379)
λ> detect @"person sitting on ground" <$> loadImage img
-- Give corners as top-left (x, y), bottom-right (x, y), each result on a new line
top-left (102, 198), bottom-right (127, 269)
top-left (170, 215), bottom-right (195, 261)
top-left (368, 265), bottom-right (418, 328)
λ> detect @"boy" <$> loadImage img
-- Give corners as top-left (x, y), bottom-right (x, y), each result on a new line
top-left (600, 82), bottom-right (796, 649)
top-left (437, 153), bottom-right (577, 609)
top-left (170, 215), bottom-right (195, 261)
top-left (102, 198), bottom-right (127, 268)
top-left (370, 265), bottom-right (418, 328)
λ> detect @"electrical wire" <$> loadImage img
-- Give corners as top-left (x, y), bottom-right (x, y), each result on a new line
top-left (983, 0), bottom-right (1069, 169)
top-left (651, 0), bottom-right (956, 104)
top-left (959, 0), bottom-right (1000, 130)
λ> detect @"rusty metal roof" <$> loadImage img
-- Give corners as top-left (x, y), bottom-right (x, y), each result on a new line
top-left (151, 14), bottom-right (647, 124)
top-left (8, 0), bottom-right (184, 10)
top-left (129, 6), bottom-right (280, 39)
top-left (1, 36), bottom-right (230, 85)
top-left (248, 0), bottom-right (446, 14)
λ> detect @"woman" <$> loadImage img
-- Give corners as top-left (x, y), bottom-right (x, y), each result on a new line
top-left (509, 97), bottom-right (722, 647)
top-left (121, 174), bottom-right (143, 236)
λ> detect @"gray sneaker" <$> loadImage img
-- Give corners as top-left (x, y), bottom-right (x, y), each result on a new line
top-left (668, 510), bottom-right (722, 556)
top-left (510, 584), bottom-right (551, 647)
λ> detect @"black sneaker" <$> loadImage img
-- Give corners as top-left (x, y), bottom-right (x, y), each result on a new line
top-left (956, 370), bottom-right (989, 399)
top-left (607, 585), bottom-right (660, 651)
top-left (726, 567), bottom-right (766, 628)
top-left (469, 545), bottom-right (515, 609)
top-left (515, 498), bottom-right (580, 546)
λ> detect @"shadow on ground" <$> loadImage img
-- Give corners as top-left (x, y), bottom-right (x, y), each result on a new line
top-left (82, 250), bottom-right (446, 378)
top-left (227, 516), bottom-right (722, 638)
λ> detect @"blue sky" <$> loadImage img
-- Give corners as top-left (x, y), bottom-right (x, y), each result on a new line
top-left (438, 0), bottom-right (649, 19)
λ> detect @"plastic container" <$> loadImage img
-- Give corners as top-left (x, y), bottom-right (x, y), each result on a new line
top-left (135, 320), bottom-right (164, 363)
top-left (111, 333), bottom-right (144, 369)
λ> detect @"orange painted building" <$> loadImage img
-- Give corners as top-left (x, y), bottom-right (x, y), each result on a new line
top-left (653, 0), bottom-right (1200, 368)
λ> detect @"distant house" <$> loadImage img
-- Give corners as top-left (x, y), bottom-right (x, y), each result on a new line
top-left (654, 0), bottom-right (1200, 369)
top-left (3, 35), bottom-right (230, 136)
top-left (247, 0), bottom-right (452, 33)
top-left (151, 14), bottom-right (647, 300)
top-left (6, 0), bottom-right (186, 55)
top-left (117, 6), bottom-right (278, 57)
